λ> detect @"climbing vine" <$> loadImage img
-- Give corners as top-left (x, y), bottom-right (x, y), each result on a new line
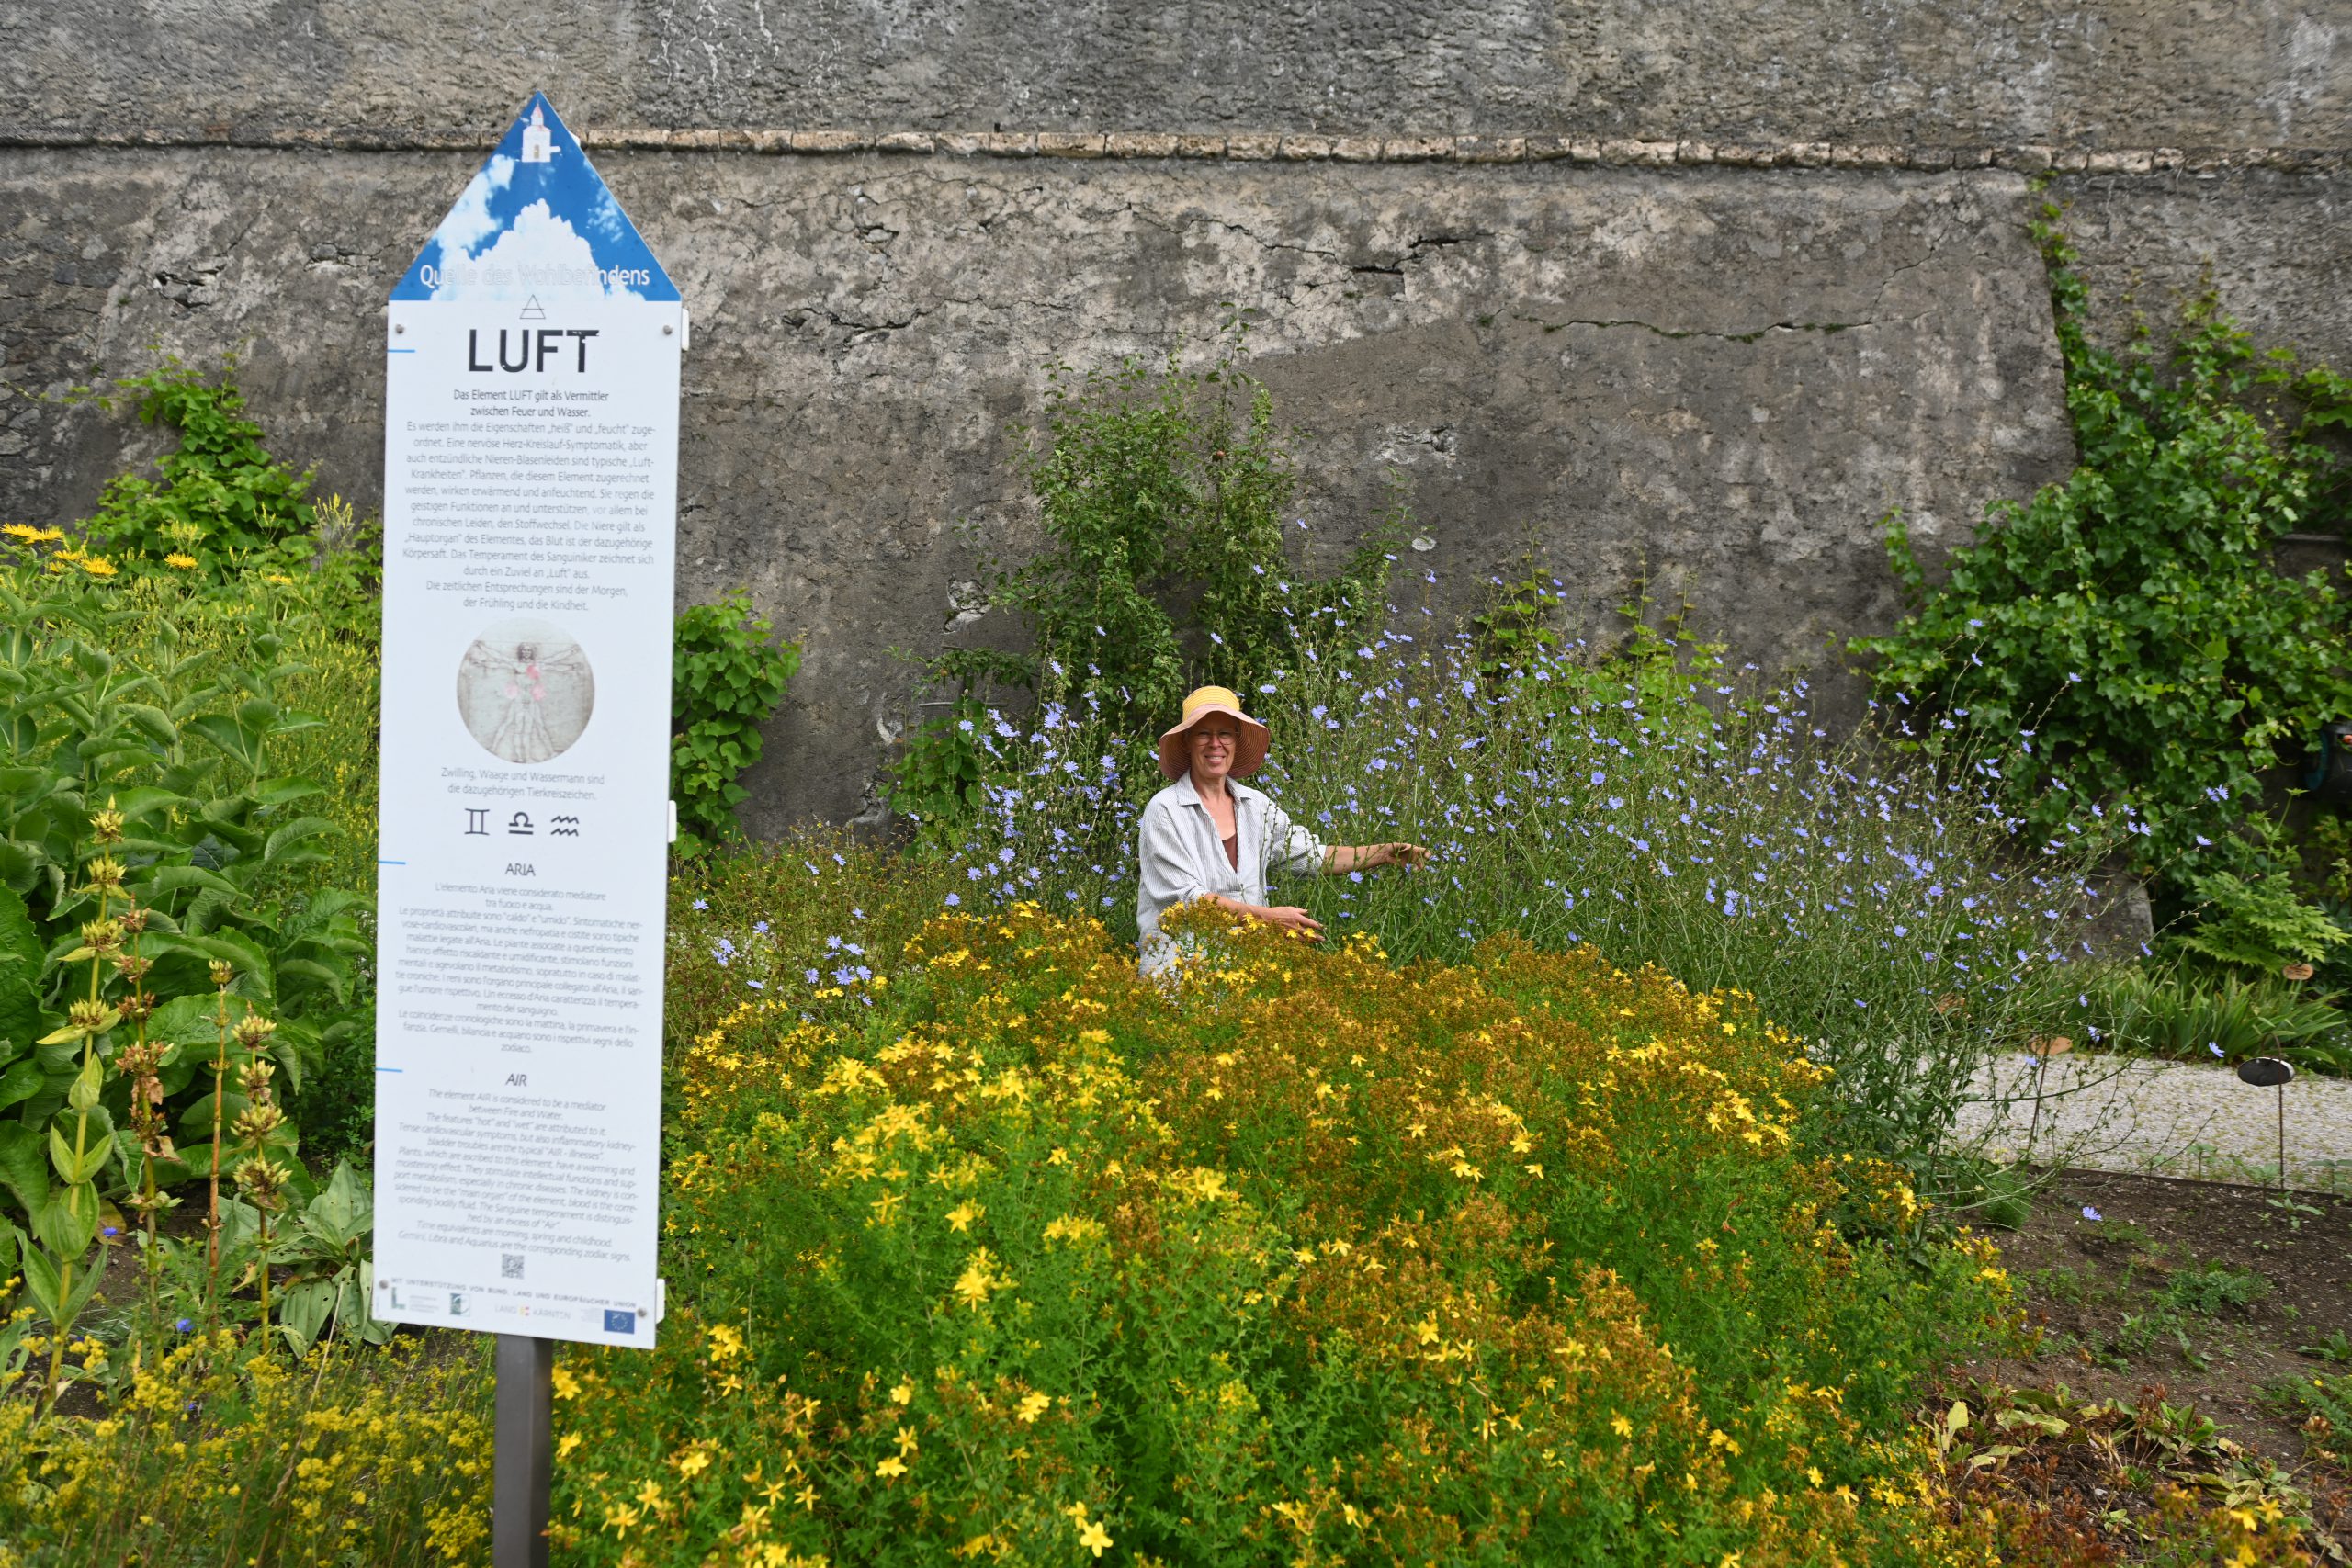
top-left (1851, 210), bottom-right (2352, 902)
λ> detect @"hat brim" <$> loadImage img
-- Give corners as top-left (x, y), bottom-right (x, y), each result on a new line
top-left (1159, 704), bottom-right (1270, 779)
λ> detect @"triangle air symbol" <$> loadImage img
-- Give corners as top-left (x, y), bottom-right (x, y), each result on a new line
top-left (520, 295), bottom-right (547, 320)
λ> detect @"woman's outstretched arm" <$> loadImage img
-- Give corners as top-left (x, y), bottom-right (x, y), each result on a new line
top-left (1322, 842), bottom-right (1430, 874)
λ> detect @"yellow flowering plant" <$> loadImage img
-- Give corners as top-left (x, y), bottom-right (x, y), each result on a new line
top-left (554, 898), bottom-right (2011, 1566)
top-left (0, 1330), bottom-right (492, 1566)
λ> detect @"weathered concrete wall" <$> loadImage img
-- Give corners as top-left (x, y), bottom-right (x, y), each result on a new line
top-left (0, 148), bottom-right (2075, 826)
top-left (4, 1), bottom-right (2346, 146)
top-left (2054, 166), bottom-right (2352, 373)
top-left (2, 2), bottom-right (2346, 830)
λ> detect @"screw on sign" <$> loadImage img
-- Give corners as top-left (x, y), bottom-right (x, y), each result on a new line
top-left (2234, 1056), bottom-right (2296, 1191)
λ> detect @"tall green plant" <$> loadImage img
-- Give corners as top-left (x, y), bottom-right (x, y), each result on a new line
top-left (78, 358), bottom-right (317, 570)
top-left (671, 591), bottom-right (800, 856)
top-left (0, 557), bottom-right (370, 1388)
top-left (900, 344), bottom-right (1393, 824)
top-left (1850, 213), bottom-right (2352, 886)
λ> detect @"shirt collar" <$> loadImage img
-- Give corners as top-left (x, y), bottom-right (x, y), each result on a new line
top-left (1173, 771), bottom-right (1261, 811)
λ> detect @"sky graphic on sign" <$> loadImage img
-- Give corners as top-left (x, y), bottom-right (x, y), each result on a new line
top-left (390, 91), bottom-right (678, 306)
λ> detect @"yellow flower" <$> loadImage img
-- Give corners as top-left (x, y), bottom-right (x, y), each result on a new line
top-left (953, 1248), bottom-right (1005, 1312)
top-left (77, 556), bottom-right (119, 579)
top-left (1016, 1392), bottom-right (1051, 1424)
top-left (875, 1455), bottom-right (908, 1479)
top-left (1611, 1415), bottom-right (1634, 1438)
top-left (677, 1449), bottom-right (712, 1478)
top-left (889, 1380), bottom-right (914, 1405)
top-left (945, 1200), bottom-right (983, 1233)
top-left (163, 552), bottom-right (199, 570)
top-left (264, 572), bottom-right (294, 585)
top-left (1065, 1505), bottom-right (1114, 1558)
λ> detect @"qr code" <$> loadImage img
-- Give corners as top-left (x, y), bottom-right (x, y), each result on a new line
top-left (501, 1254), bottom-right (525, 1280)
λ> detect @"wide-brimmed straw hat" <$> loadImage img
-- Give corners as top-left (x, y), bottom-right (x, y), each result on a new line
top-left (1158, 685), bottom-right (1271, 780)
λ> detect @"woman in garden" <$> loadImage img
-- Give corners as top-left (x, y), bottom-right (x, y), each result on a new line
top-left (1137, 684), bottom-right (1428, 974)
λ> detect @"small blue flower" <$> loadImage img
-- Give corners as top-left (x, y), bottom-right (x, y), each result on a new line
top-left (691, 898), bottom-right (708, 911)
top-left (944, 892), bottom-right (961, 908)
top-left (2081, 1206), bottom-right (2102, 1222)
top-left (2208, 1042), bottom-right (2224, 1057)
top-left (175, 1317), bottom-right (194, 1334)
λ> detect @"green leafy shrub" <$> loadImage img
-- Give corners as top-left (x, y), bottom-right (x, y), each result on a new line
top-left (2097, 967), bottom-right (2350, 1073)
top-left (900, 344), bottom-right (1393, 821)
top-left (671, 591), bottom-right (800, 856)
top-left (2170, 868), bottom-right (2349, 974)
top-left (1850, 215), bottom-right (2352, 886)
top-left (0, 552), bottom-right (373, 1400)
top-left (77, 359), bottom-right (317, 571)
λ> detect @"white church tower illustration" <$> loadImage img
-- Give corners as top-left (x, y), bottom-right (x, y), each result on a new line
top-left (521, 102), bottom-right (557, 164)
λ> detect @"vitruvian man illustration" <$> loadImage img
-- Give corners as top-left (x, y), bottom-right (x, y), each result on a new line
top-left (455, 617), bottom-right (596, 764)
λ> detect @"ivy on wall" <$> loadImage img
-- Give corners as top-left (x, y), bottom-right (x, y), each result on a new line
top-left (1852, 210), bottom-right (2352, 898)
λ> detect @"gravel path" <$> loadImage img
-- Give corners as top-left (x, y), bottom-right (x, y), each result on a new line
top-left (1952, 1054), bottom-right (2352, 1193)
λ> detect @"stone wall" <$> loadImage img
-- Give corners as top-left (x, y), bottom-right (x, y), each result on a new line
top-left (6, 1), bottom-right (2346, 145)
top-left (0, 4), bottom-right (2345, 829)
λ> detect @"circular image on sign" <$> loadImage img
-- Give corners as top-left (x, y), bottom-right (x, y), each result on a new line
top-left (456, 618), bottom-right (595, 764)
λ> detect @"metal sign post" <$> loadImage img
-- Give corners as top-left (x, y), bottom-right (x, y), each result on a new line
top-left (2236, 1055), bottom-right (2295, 1189)
top-left (373, 92), bottom-right (683, 1562)
top-left (494, 1335), bottom-right (555, 1568)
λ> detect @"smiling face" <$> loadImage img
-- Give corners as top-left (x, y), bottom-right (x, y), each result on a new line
top-left (1187, 718), bottom-right (1240, 786)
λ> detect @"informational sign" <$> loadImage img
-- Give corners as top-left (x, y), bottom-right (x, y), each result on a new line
top-left (374, 94), bottom-right (680, 1348)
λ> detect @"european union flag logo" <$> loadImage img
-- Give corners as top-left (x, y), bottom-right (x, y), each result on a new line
top-left (603, 1309), bottom-right (636, 1334)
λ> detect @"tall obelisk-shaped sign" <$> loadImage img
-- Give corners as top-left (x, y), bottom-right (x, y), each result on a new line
top-left (375, 94), bottom-right (679, 1361)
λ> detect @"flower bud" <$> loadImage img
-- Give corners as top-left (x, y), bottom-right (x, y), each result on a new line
top-left (88, 809), bottom-right (124, 846)
top-left (232, 1101), bottom-right (286, 1142)
top-left (232, 1013), bottom-right (277, 1051)
top-left (209, 960), bottom-right (235, 990)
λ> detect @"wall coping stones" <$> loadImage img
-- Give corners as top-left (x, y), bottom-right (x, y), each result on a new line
top-left (0, 123), bottom-right (2343, 175)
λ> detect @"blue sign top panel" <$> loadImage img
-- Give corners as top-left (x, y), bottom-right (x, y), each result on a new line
top-left (390, 92), bottom-right (679, 305)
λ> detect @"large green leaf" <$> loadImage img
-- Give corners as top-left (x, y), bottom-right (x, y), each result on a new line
top-left (277, 1277), bottom-right (338, 1355)
top-left (0, 1121), bottom-right (45, 1215)
top-left (137, 864), bottom-right (242, 902)
top-left (0, 882), bottom-right (41, 1056)
top-left (263, 816), bottom-right (336, 866)
top-left (0, 1058), bottom-right (42, 1114)
top-left (185, 709), bottom-right (269, 773)
top-left (0, 840), bottom-right (40, 897)
top-left (302, 1161), bottom-right (370, 1251)
top-left (32, 1179), bottom-right (98, 1258)
top-left (49, 1116), bottom-right (113, 1185)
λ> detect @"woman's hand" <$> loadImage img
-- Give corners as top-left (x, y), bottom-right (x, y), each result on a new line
top-left (1257, 905), bottom-right (1325, 938)
top-left (1346, 842), bottom-right (1430, 871)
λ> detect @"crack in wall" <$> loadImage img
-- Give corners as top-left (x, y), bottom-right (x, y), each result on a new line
top-left (1530, 316), bottom-right (1877, 343)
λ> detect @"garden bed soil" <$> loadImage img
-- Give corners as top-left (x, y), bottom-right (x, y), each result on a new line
top-left (1951, 1167), bottom-right (2352, 1551)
